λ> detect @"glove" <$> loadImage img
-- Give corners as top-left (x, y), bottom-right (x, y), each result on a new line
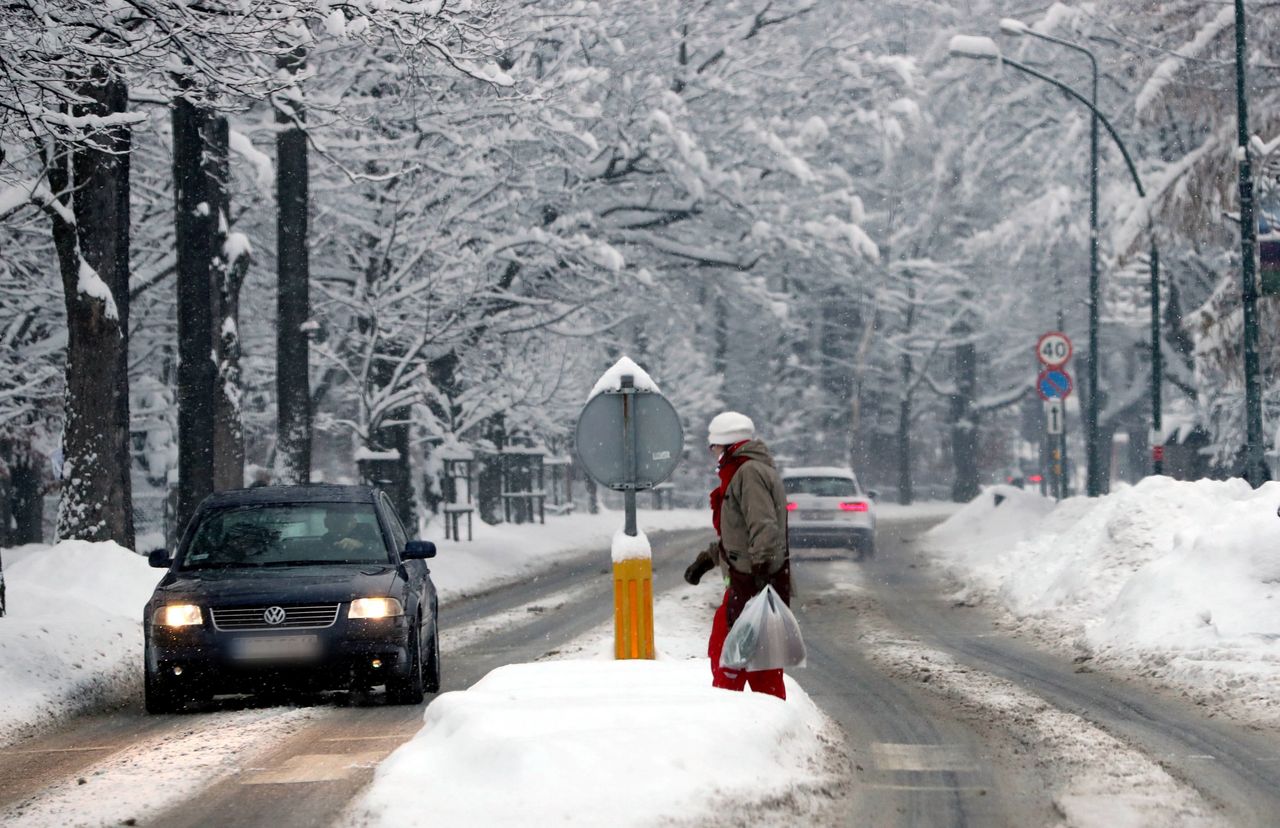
top-left (683, 549), bottom-right (715, 585)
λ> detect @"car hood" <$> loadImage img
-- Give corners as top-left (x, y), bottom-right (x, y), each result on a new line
top-left (151, 564), bottom-right (401, 607)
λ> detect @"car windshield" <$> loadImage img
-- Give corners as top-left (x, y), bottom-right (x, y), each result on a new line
top-left (180, 503), bottom-right (389, 570)
top-left (785, 476), bottom-right (860, 498)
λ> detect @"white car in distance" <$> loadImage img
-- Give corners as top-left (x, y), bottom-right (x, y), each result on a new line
top-left (782, 466), bottom-right (876, 558)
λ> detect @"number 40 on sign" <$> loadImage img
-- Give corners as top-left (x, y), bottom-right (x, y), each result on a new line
top-left (1036, 331), bottom-right (1072, 367)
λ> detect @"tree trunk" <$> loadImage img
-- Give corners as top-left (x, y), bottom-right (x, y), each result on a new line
top-left (949, 331), bottom-right (979, 503)
top-left (0, 464), bottom-right (11, 547)
top-left (897, 354), bottom-right (914, 505)
top-left (173, 96), bottom-right (217, 533)
top-left (275, 47), bottom-right (312, 484)
top-left (205, 115), bottom-right (246, 493)
top-left (10, 454), bottom-right (45, 544)
top-left (365, 354), bottom-right (416, 529)
top-left (49, 70), bottom-right (135, 548)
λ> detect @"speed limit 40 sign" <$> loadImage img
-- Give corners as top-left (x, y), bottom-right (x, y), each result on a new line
top-left (1036, 332), bottom-right (1073, 367)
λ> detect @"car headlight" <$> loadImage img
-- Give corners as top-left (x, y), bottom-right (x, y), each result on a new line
top-left (349, 597), bottom-right (404, 619)
top-left (154, 604), bottom-right (202, 627)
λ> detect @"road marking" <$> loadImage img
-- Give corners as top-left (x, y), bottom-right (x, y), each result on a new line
top-left (865, 783), bottom-right (989, 792)
top-left (871, 743), bottom-right (976, 772)
top-left (8, 746), bottom-right (114, 754)
top-left (241, 751), bottom-right (387, 785)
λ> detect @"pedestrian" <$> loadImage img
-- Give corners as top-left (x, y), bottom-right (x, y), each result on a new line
top-left (684, 411), bottom-right (791, 699)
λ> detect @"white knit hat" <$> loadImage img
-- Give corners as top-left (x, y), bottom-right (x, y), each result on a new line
top-left (707, 411), bottom-right (755, 446)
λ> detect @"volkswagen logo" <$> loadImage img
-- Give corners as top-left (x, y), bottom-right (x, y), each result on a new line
top-left (263, 606), bottom-right (287, 626)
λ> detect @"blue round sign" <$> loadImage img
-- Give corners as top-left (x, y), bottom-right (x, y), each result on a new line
top-left (1037, 368), bottom-right (1073, 401)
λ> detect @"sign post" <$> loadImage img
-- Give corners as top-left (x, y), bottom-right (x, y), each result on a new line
top-left (576, 357), bottom-right (684, 660)
top-left (1036, 332), bottom-right (1074, 501)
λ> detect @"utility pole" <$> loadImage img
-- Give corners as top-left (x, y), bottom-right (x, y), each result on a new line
top-left (1233, 0), bottom-right (1268, 487)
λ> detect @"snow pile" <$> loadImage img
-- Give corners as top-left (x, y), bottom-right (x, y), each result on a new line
top-left (610, 527), bottom-right (651, 562)
top-left (925, 477), bottom-right (1280, 723)
top-left (925, 484), bottom-right (1056, 580)
top-left (948, 34), bottom-right (1000, 60)
top-left (0, 540), bottom-right (162, 745)
top-left (354, 659), bottom-right (830, 827)
top-left (429, 508), bottom-right (708, 601)
top-left (586, 355), bottom-right (660, 401)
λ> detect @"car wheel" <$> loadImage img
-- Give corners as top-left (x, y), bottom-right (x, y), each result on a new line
top-left (423, 621), bottom-right (440, 694)
top-left (387, 619), bottom-right (425, 705)
top-left (858, 536), bottom-right (876, 561)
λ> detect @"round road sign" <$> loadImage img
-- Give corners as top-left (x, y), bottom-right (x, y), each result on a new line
top-left (575, 390), bottom-right (684, 491)
top-left (1036, 331), bottom-right (1073, 367)
top-left (1037, 367), bottom-right (1073, 401)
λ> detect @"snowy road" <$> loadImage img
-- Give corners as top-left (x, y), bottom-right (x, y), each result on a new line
top-left (3, 518), bottom-right (1279, 826)
top-left (789, 518), bottom-right (1280, 827)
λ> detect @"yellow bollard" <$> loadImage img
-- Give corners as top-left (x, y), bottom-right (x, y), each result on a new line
top-left (613, 557), bottom-right (655, 659)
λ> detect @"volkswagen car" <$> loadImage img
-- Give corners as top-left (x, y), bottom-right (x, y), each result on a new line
top-left (143, 484), bottom-right (439, 712)
top-left (783, 466), bottom-right (877, 558)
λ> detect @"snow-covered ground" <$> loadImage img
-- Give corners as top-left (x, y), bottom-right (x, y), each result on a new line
top-left (0, 541), bottom-right (163, 746)
top-left (349, 573), bottom-right (839, 828)
top-left (0, 508), bottom-right (711, 747)
top-left (923, 478), bottom-right (1280, 726)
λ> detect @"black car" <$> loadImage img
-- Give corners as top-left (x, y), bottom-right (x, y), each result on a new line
top-left (143, 484), bottom-right (439, 713)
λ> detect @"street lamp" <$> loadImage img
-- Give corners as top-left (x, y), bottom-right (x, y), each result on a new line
top-left (1232, 0), bottom-right (1268, 487)
top-left (949, 33), bottom-right (1164, 494)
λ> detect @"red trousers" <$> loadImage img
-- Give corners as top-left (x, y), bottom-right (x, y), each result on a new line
top-left (708, 589), bottom-right (786, 700)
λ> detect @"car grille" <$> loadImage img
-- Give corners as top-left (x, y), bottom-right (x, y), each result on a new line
top-left (211, 604), bottom-right (340, 631)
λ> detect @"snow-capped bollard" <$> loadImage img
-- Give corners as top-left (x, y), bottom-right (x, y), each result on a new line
top-left (576, 357), bottom-right (684, 661)
top-left (612, 530), bottom-right (654, 659)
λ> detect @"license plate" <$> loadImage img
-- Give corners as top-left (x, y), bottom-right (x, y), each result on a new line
top-left (231, 635), bottom-right (321, 661)
top-left (799, 510), bottom-right (832, 520)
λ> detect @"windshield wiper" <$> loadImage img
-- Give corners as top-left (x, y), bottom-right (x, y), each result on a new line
top-left (180, 561), bottom-right (268, 571)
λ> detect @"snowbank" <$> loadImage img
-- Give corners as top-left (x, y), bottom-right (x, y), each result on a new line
top-left (925, 477), bottom-right (1280, 724)
top-left (0, 540), bottom-right (162, 745)
top-left (429, 508), bottom-right (708, 601)
top-left (354, 660), bottom-right (829, 827)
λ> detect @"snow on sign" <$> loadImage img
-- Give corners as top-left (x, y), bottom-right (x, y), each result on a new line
top-left (1037, 368), bottom-right (1073, 401)
top-left (576, 360), bottom-right (684, 492)
top-left (1036, 331), bottom-right (1072, 367)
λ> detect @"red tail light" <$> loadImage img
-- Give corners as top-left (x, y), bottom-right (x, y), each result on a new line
top-left (1028, 474), bottom-right (1043, 483)
top-left (786, 502), bottom-right (798, 512)
top-left (839, 502), bottom-right (869, 512)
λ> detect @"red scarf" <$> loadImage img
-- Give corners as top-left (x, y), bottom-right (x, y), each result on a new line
top-left (709, 440), bottom-right (751, 537)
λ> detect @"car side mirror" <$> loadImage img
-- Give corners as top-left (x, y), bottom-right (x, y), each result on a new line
top-left (403, 540), bottom-right (436, 560)
top-left (867, 490), bottom-right (879, 501)
top-left (148, 549), bottom-right (172, 569)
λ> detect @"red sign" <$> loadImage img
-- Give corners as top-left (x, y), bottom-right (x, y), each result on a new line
top-left (1036, 332), bottom-right (1073, 367)
top-left (1152, 445), bottom-right (1165, 462)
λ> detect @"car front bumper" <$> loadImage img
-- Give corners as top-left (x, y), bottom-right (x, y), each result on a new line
top-left (147, 614), bottom-right (414, 693)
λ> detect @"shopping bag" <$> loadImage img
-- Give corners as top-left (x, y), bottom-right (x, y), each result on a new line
top-left (719, 584), bottom-right (806, 671)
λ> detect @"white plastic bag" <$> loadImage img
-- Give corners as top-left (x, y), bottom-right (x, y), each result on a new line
top-left (719, 584), bottom-right (806, 671)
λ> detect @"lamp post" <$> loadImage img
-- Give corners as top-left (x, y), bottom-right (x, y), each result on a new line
top-left (950, 34), bottom-right (1163, 493)
top-left (1232, 0), bottom-right (1268, 487)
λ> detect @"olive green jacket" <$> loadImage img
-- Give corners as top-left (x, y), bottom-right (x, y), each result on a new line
top-left (716, 440), bottom-right (789, 575)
